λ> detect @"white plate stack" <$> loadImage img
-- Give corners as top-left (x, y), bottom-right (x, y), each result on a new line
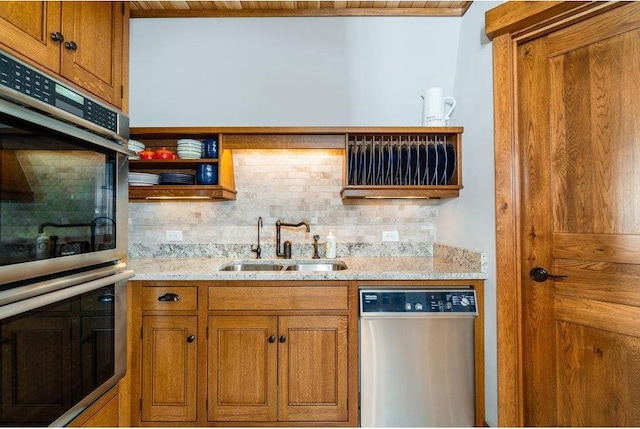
top-left (177, 139), bottom-right (203, 159)
top-left (128, 172), bottom-right (160, 186)
top-left (127, 139), bottom-right (145, 159)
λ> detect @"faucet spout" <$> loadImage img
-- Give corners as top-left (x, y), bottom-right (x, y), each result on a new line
top-left (251, 216), bottom-right (263, 259)
top-left (275, 220), bottom-right (310, 258)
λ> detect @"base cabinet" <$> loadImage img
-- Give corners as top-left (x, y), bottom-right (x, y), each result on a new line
top-left (208, 315), bottom-right (348, 423)
top-left (141, 315), bottom-right (198, 422)
top-left (130, 280), bottom-right (356, 427)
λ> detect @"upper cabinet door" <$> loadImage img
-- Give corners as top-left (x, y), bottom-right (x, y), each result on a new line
top-left (0, 2), bottom-right (61, 71)
top-left (60, 2), bottom-right (123, 108)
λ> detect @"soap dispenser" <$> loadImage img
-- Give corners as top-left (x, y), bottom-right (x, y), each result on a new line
top-left (325, 230), bottom-right (337, 259)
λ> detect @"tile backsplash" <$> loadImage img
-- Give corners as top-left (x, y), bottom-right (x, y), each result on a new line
top-left (128, 149), bottom-right (439, 258)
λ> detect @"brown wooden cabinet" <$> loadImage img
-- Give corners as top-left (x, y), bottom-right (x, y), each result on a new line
top-left (129, 126), bottom-right (463, 202)
top-left (141, 315), bottom-right (198, 422)
top-left (207, 282), bottom-right (351, 424)
top-left (135, 286), bottom-right (199, 423)
top-left (0, 1), bottom-right (128, 109)
top-left (208, 314), bottom-right (348, 423)
top-left (129, 280), bottom-right (357, 427)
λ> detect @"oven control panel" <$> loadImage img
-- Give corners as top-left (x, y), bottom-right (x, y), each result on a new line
top-left (360, 289), bottom-right (478, 315)
top-left (0, 50), bottom-right (120, 133)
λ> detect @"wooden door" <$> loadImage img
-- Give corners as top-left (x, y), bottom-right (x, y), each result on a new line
top-left (518, 4), bottom-right (640, 426)
top-left (0, 2), bottom-right (61, 72)
top-left (207, 315), bottom-right (277, 422)
top-left (0, 316), bottom-right (73, 425)
top-left (278, 315), bottom-right (348, 422)
top-left (141, 315), bottom-right (197, 422)
top-left (60, 2), bottom-right (123, 107)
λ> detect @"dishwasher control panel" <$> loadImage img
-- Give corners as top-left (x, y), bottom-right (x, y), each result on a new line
top-left (360, 289), bottom-right (477, 315)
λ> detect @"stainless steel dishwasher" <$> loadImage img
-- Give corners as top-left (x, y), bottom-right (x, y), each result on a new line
top-left (359, 288), bottom-right (478, 427)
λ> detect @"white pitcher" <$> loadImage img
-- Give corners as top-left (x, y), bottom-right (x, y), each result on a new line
top-left (421, 87), bottom-right (456, 126)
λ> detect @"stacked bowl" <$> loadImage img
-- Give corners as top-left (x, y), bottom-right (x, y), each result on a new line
top-left (127, 139), bottom-right (145, 159)
top-left (177, 139), bottom-right (203, 159)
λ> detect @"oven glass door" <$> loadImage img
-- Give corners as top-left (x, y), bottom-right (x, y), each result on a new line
top-left (0, 115), bottom-right (118, 266)
top-left (0, 275), bottom-right (128, 427)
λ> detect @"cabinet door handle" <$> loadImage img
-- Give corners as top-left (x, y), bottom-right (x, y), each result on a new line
top-left (187, 335), bottom-right (195, 343)
top-left (50, 32), bottom-right (64, 42)
top-left (279, 335), bottom-right (287, 343)
top-left (268, 335), bottom-right (276, 343)
top-left (64, 41), bottom-right (78, 51)
top-left (158, 293), bottom-right (180, 302)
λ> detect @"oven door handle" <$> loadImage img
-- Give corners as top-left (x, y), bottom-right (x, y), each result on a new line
top-left (0, 270), bottom-right (134, 321)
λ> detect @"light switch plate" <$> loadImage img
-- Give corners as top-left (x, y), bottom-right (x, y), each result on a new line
top-left (165, 230), bottom-right (183, 241)
top-left (382, 230), bottom-right (399, 242)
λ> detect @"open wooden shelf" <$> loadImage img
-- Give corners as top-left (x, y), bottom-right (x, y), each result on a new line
top-left (129, 126), bottom-right (463, 202)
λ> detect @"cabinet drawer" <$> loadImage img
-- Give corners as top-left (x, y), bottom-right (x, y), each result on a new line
top-left (142, 287), bottom-right (198, 311)
top-left (208, 286), bottom-right (348, 311)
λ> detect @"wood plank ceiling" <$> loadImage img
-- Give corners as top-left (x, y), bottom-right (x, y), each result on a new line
top-left (130, 1), bottom-right (473, 18)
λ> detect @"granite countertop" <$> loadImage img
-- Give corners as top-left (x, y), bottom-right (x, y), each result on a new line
top-left (127, 253), bottom-right (487, 282)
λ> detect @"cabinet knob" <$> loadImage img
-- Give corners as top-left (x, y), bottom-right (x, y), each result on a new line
top-left (279, 335), bottom-right (287, 343)
top-left (50, 32), bottom-right (64, 42)
top-left (64, 41), bottom-right (78, 51)
top-left (268, 335), bottom-right (276, 343)
top-left (158, 293), bottom-right (180, 302)
top-left (187, 335), bottom-right (195, 343)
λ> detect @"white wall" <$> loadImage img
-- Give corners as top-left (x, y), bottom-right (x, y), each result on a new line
top-left (129, 11), bottom-right (499, 424)
top-left (129, 16), bottom-right (461, 126)
top-left (442, 1), bottom-right (500, 426)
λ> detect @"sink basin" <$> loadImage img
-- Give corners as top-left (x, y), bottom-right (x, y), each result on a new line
top-left (218, 260), bottom-right (348, 272)
top-left (284, 261), bottom-right (348, 271)
top-left (219, 263), bottom-right (285, 271)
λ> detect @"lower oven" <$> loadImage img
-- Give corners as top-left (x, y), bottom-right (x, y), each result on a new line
top-left (0, 263), bottom-right (133, 426)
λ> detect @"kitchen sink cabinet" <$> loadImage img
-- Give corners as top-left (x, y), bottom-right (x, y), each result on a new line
top-left (207, 281), bottom-right (352, 425)
top-left (129, 126), bottom-right (463, 202)
top-left (0, 2), bottom-right (128, 109)
top-left (129, 280), bottom-right (357, 427)
top-left (208, 314), bottom-right (348, 423)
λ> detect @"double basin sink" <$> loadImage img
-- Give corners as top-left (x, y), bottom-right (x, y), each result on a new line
top-left (219, 260), bottom-right (348, 272)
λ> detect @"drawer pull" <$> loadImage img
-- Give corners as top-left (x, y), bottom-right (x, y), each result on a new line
top-left (187, 335), bottom-right (195, 343)
top-left (158, 293), bottom-right (180, 302)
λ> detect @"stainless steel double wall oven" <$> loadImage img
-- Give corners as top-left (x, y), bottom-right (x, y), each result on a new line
top-left (0, 49), bottom-right (133, 426)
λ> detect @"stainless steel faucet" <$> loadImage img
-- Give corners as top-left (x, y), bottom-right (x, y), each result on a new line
top-left (251, 216), bottom-right (263, 259)
top-left (275, 220), bottom-right (310, 259)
